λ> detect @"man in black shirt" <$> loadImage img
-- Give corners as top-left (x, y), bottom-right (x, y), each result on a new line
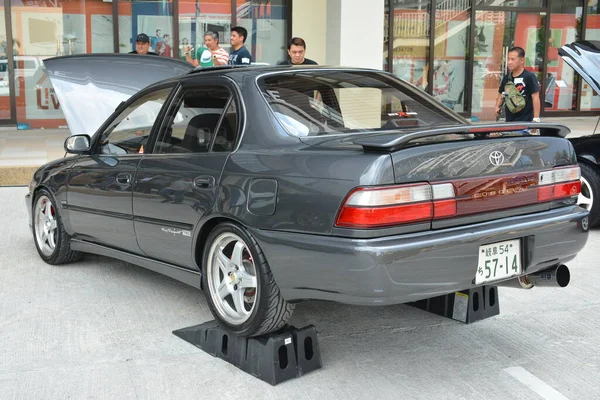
top-left (228, 27), bottom-right (252, 65)
top-left (495, 46), bottom-right (540, 122)
top-left (277, 37), bottom-right (318, 65)
top-left (129, 33), bottom-right (158, 55)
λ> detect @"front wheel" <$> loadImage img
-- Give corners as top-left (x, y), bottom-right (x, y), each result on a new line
top-left (32, 189), bottom-right (82, 264)
top-left (578, 162), bottom-right (600, 228)
top-left (201, 222), bottom-right (294, 336)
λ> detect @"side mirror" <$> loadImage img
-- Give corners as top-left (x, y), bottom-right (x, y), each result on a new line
top-left (64, 134), bottom-right (91, 154)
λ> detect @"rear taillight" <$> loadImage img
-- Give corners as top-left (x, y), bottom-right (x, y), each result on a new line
top-left (336, 166), bottom-right (581, 229)
top-left (537, 166), bottom-right (581, 202)
top-left (335, 183), bottom-right (457, 228)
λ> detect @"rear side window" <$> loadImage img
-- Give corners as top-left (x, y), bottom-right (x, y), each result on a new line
top-left (258, 71), bottom-right (460, 137)
top-left (156, 86), bottom-right (238, 154)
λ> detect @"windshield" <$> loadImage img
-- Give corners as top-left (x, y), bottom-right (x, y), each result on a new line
top-left (258, 70), bottom-right (462, 137)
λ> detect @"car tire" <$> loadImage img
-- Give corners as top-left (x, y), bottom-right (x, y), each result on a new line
top-left (202, 222), bottom-right (294, 336)
top-left (579, 161), bottom-right (600, 228)
top-left (32, 189), bottom-right (82, 265)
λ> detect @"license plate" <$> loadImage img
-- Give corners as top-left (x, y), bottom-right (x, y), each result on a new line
top-left (475, 239), bottom-right (521, 285)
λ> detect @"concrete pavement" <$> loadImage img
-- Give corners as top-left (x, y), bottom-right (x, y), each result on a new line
top-left (1, 186), bottom-right (599, 399)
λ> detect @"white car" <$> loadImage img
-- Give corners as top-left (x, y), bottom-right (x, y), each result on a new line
top-left (0, 56), bottom-right (44, 95)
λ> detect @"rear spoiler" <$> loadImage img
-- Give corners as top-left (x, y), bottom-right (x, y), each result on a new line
top-left (353, 123), bottom-right (571, 152)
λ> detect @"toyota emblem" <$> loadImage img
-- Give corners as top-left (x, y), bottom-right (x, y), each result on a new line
top-left (489, 151), bottom-right (505, 166)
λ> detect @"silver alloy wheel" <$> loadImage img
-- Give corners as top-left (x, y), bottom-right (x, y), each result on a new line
top-left (579, 176), bottom-right (594, 212)
top-left (34, 195), bottom-right (58, 257)
top-left (206, 232), bottom-right (258, 325)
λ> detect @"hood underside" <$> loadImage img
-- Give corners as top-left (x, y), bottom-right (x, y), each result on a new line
top-left (559, 40), bottom-right (600, 96)
top-left (44, 54), bottom-right (193, 136)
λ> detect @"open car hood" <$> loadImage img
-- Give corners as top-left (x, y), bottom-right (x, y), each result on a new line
top-left (558, 40), bottom-right (600, 96)
top-left (44, 54), bottom-right (193, 136)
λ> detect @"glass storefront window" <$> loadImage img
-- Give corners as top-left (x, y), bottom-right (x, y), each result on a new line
top-left (0, 5), bottom-right (13, 120)
top-left (119, 0), bottom-right (173, 57)
top-left (545, 0), bottom-right (582, 112)
top-left (178, 0), bottom-right (232, 64)
top-left (10, 0), bottom-right (114, 128)
top-left (471, 11), bottom-right (545, 121)
top-left (236, 0), bottom-right (287, 65)
top-left (0, 0), bottom-right (291, 132)
top-left (384, 2), bottom-right (389, 71)
top-left (476, 0), bottom-right (546, 7)
top-left (391, 0), bottom-right (431, 91)
top-left (433, 0), bottom-right (470, 113)
top-left (582, 0), bottom-right (600, 111)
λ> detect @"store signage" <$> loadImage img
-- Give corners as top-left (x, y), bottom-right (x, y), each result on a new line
top-left (36, 86), bottom-right (60, 110)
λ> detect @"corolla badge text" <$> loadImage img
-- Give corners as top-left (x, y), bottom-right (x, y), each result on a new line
top-left (161, 227), bottom-right (191, 237)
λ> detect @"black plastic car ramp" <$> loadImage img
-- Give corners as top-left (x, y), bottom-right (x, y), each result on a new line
top-left (173, 320), bottom-right (322, 385)
top-left (409, 285), bottom-right (500, 323)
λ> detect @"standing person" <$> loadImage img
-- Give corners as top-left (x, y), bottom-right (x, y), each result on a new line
top-left (180, 37), bottom-right (192, 62)
top-left (155, 34), bottom-right (172, 57)
top-left (277, 37), bottom-right (317, 65)
top-left (151, 29), bottom-right (162, 51)
top-left (495, 46), bottom-right (541, 122)
top-left (129, 33), bottom-right (158, 55)
top-left (186, 31), bottom-right (229, 67)
top-left (227, 26), bottom-right (252, 65)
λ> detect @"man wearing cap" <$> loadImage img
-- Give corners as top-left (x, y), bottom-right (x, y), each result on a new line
top-left (129, 33), bottom-right (158, 55)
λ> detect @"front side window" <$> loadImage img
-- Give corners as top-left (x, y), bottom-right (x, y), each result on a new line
top-left (258, 71), bottom-right (461, 137)
top-left (156, 86), bottom-right (238, 154)
top-left (98, 88), bottom-right (172, 155)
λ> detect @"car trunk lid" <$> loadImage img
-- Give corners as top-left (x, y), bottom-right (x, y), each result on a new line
top-left (559, 40), bottom-right (600, 96)
top-left (388, 124), bottom-right (578, 222)
top-left (307, 123), bottom-right (581, 230)
top-left (43, 54), bottom-right (193, 136)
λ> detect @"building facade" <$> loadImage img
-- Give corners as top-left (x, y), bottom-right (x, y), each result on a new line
top-left (0, 0), bottom-right (598, 130)
top-left (0, 0), bottom-right (291, 129)
top-left (383, 0), bottom-right (600, 121)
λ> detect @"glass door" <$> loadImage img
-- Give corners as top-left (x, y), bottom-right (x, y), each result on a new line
top-left (470, 10), bottom-right (546, 121)
top-left (0, 4), bottom-right (14, 122)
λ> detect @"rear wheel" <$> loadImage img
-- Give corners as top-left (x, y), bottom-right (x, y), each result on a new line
top-left (578, 162), bottom-right (600, 228)
top-left (202, 222), bottom-right (294, 336)
top-left (32, 189), bottom-right (81, 264)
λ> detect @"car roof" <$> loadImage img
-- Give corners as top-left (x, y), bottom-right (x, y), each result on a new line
top-left (144, 64), bottom-right (387, 91)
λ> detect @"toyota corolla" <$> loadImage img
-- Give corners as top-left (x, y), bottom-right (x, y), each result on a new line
top-left (26, 55), bottom-right (589, 336)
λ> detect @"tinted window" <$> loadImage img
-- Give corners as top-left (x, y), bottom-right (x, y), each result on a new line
top-left (156, 86), bottom-right (238, 154)
top-left (258, 71), bottom-right (461, 137)
top-left (213, 99), bottom-right (238, 152)
top-left (98, 88), bottom-right (172, 155)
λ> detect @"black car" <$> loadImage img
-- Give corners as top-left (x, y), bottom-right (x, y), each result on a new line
top-left (26, 55), bottom-right (589, 336)
top-left (559, 40), bottom-right (600, 228)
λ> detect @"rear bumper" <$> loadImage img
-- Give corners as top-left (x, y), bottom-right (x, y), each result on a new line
top-left (250, 206), bottom-right (589, 305)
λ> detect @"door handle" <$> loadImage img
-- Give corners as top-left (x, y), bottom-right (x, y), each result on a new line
top-left (194, 176), bottom-right (214, 189)
top-left (116, 173), bottom-right (131, 185)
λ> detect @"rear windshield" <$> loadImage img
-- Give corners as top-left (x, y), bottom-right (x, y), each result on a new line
top-left (258, 70), bottom-right (461, 137)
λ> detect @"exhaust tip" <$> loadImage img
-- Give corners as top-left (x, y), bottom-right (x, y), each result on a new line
top-left (556, 264), bottom-right (570, 288)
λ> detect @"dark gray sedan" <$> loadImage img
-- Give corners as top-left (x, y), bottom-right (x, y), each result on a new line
top-left (26, 55), bottom-right (589, 336)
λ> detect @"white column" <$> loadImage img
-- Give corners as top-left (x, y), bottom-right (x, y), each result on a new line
top-left (325, 0), bottom-right (385, 69)
top-left (291, 0), bottom-right (328, 64)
